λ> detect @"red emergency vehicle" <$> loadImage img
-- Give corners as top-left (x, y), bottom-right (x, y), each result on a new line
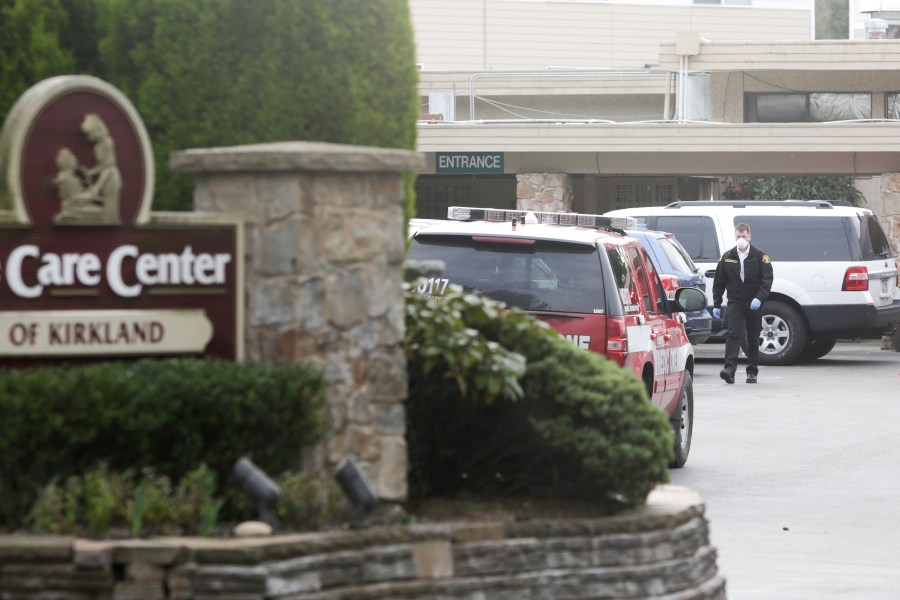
top-left (407, 207), bottom-right (707, 467)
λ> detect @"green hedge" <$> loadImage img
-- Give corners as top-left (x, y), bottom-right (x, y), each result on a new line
top-left (0, 358), bottom-right (326, 525)
top-left (405, 286), bottom-right (673, 508)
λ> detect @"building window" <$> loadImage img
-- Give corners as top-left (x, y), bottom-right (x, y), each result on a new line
top-left (887, 93), bottom-right (900, 119)
top-left (613, 178), bottom-right (675, 209)
top-left (415, 180), bottom-right (473, 218)
top-left (745, 93), bottom-right (871, 123)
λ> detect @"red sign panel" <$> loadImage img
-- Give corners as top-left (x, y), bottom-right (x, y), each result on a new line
top-left (0, 76), bottom-right (240, 362)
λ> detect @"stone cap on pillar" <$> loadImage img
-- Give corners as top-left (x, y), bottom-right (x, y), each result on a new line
top-left (170, 141), bottom-right (425, 175)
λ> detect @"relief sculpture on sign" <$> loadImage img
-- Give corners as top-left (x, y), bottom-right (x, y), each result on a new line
top-left (53, 114), bottom-right (121, 224)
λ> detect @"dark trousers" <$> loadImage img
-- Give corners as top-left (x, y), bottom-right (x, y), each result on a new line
top-left (723, 301), bottom-right (762, 376)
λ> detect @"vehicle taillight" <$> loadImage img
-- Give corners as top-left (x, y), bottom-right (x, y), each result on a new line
top-left (606, 316), bottom-right (628, 366)
top-left (842, 266), bottom-right (869, 291)
top-left (659, 273), bottom-right (680, 301)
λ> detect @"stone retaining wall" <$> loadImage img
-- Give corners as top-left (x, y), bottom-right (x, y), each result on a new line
top-left (0, 486), bottom-right (726, 599)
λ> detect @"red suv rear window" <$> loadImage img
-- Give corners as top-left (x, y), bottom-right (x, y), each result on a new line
top-left (408, 235), bottom-right (607, 314)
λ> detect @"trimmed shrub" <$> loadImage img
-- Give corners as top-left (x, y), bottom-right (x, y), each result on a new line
top-left (405, 285), bottom-right (673, 508)
top-left (0, 358), bottom-right (326, 526)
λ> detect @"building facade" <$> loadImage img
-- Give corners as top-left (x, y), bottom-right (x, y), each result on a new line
top-left (411, 0), bottom-right (900, 254)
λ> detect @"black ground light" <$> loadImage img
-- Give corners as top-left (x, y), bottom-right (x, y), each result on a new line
top-left (233, 457), bottom-right (281, 528)
top-left (334, 457), bottom-right (378, 513)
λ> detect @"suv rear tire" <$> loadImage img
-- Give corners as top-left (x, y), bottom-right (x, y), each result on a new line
top-left (755, 301), bottom-right (807, 366)
top-left (799, 336), bottom-right (837, 361)
top-left (670, 371), bottom-right (693, 469)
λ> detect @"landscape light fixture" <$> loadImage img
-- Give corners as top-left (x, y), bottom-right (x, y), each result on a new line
top-left (233, 457), bottom-right (281, 527)
top-left (334, 457), bottom-right (378, 513)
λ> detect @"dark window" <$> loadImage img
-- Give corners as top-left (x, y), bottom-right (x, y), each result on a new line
top-left (654, 216), bottom-right (721, 262)
top-left (408, 235), bottom-right (606, 313)
top-left (639, 246), bottom-right (666, 314)
top-left (859, 214), bottom-right (894, 259)
top-left (627, 246), bottom-right (655, 314)
top-left (735, 216), bottom-right (852, 261)
top-left (886, 93), bottom-right (900, 119)
top-left (745, 93), bottom-right (871, 123)
top-left (657, 236), bottom-right (697, 274)
top-left (607, 245), bottom-right (642, 315)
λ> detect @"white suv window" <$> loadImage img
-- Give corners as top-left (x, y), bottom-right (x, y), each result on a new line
top-left (736, 216), bottom-right (852, 261)
top-left (656, 216), bottom-right (720, 261)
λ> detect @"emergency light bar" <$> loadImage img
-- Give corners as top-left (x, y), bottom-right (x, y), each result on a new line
top-left (447, 206), bottom-right (636, 230)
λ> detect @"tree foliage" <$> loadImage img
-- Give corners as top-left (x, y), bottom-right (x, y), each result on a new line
top-left (0, 0), bottom-right (74, 110)
top-left (816, 0), bottom-right (849, 40)
top-left (726, 175), bottom-right (863, 206)
top-left (1, 0), bottom-right (419, 212)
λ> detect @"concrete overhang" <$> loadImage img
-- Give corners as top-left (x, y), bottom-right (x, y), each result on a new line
top-left (658, 39), bottom-right (900, 72)
top-left (416, 121), bottom-right (900, 176)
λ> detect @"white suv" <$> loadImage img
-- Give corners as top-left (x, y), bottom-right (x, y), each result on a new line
top-left (606, 201), bottom-right (900, 365)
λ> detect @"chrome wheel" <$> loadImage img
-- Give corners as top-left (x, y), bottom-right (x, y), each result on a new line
top-left (752, 301), bottom-right (807, 366)
top-left (758, 313), bottom-right (791, 356)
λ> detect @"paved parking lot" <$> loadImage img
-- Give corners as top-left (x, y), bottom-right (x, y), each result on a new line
top-left (670, 339), bottom-right (900, 599)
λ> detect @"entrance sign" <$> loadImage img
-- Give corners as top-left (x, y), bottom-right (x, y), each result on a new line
top-left (436, 152), bottom-right (504, 174)
top-left (0, 76), bottom-right (242, 361)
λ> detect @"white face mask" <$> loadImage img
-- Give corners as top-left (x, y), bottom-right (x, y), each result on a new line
top-left (736, 238), bottom-right (750, 251)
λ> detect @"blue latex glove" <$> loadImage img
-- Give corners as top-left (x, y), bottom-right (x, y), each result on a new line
top-left (712, 308), bottom-right (721, 319)
top-left (750, 298), bottom-right (762, 311)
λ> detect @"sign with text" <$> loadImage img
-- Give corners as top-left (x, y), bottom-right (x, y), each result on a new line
top-left (0, 76), bottom-right (242, 361)
top-left (0, 310), bottom-right (212, 356)
top-left (436, 152), bottom-right (504, 174)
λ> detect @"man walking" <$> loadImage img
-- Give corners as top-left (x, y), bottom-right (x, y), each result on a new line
top-left (712, 223), bottom-right (773, 384)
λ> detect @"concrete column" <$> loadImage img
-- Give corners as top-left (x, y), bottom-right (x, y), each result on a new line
top-left (171, 141), bottom-right (424, 502)
top-left (516, 173), bottom-right (574, 213)
top-left (879, 174), bottom-right (900, 259)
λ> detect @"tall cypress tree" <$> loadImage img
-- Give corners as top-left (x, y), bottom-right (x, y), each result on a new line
top-left (98, 0), bottom-right (418, 210)
top-left (1, 0), bottom-right (419, 212)
top-left (0, 0), bottom-right (74, 112)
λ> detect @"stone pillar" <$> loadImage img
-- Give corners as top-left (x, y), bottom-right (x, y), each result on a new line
top-left (516, 173), bottom-right (574, 213)
top-left (882, 174), bottom-right (900, 259)
top-left (171, 141), bottom-right (424, 502)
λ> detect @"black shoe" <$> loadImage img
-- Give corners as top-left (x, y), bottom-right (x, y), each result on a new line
top-left (720, 370), bottom-right (734, 384)
top-left (746, 373), bottom-right (758, 384)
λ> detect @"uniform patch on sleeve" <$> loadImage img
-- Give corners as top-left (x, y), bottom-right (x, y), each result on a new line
top-left (762, 255), bottom-right (771, 263)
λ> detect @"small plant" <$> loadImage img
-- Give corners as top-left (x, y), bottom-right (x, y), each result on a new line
top-left (276, 471), bottom-right (345, 530)
top-left (26, 476), bottom-right (81, 535)
top-left (82, 463), bottom-right (128, 538)
top-left (172, 464), bottom-right (219, 531)
top-left (128, 468), bottom-right (176, 536)
top-left (26, 463), bottom-right (224, 538)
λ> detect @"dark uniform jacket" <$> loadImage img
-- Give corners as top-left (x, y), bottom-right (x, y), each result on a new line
top-left (712, 245), bottom-right (773, 307)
